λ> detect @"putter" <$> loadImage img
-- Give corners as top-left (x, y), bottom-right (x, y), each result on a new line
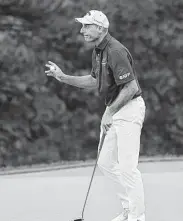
top-left (73, 132), bottom-right (106, 221)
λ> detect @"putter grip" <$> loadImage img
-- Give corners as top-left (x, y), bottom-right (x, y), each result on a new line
top-left (98, 132), bottom-right (106, 153)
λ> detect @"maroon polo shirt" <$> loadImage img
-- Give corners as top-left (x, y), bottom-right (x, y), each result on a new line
top-left (91, 33), bottom-right (142, 106)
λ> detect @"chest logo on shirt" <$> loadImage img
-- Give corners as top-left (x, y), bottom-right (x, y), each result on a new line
top-left (119, 72), bottom-right (130, 80)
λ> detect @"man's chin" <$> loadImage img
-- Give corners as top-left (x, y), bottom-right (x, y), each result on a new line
top-left (84, 38), bottom-right (93, 42)
top-left (84, 36), bottom-right (96, 42)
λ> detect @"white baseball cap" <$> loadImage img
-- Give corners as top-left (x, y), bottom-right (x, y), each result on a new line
top-left (75, 10), bottom-right (109, 28)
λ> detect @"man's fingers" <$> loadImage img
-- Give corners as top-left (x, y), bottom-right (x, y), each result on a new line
top-left (102, 125), bottom-right (109, 135)
top-left (45, 71), bottom-right (54, 76)
top-left (102, 126), bottom-right (107, 135)
top-left (46, 73), bottom-right (52, 76)
top-left (45, 64), bottom-right (52, 68)
top-left (48, 61), bottom-right (55, 66)
top-left (106, 124), bottom-right (111, 130)
top-left (45, 70), bottom-right (51, 74)
top-left (102, 124), bottom-right (111, 134)
top-left (45, 71), bottom-right (54, 77)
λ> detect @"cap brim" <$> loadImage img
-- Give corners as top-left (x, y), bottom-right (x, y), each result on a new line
top-left (75, 17), bottom-right (93, 25)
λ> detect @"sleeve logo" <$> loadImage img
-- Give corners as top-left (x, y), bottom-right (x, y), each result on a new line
top-left (119, 72), bottom-right (130, 80)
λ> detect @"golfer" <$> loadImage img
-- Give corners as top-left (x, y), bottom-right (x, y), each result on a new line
top-left (45, 10), bottom-right (146, 221)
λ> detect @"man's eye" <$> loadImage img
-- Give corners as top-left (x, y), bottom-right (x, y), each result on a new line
top-left (84, 24), bottom-right (90, 29)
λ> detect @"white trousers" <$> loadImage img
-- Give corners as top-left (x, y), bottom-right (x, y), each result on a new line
top-left (97, 96), bottom-right (146, 221)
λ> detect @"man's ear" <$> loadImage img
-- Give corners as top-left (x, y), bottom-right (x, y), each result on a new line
top-left (98, 26), bottom-right (103, 33)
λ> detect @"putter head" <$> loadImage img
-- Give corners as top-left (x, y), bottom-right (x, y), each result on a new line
top-left (73, 219), bottom-right (83, 221)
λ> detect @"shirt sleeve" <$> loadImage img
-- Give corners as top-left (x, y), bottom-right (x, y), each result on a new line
top-left (108, 49), bottom-right (135, 85)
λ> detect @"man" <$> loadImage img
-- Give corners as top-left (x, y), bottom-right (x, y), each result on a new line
top-left (45, 10), bottom-right (146, 221)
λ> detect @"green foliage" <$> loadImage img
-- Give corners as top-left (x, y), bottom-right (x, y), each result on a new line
top-left (0, 0), bottom-right (183, 167)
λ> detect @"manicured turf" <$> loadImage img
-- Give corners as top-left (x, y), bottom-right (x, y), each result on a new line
top-left (0, 161), bottom-right (183, 221)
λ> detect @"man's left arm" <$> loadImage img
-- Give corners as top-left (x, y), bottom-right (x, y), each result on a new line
top-left (108, 79), bottom-right (138, 115)
top-left (101, 79), bottom-right (138, 134)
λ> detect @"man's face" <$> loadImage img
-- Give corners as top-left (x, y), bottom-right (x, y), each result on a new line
top-left (80, 24), bottom-right (101, 42)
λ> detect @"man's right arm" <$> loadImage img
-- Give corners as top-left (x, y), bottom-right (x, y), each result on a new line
top-left (60, 75), bottom-right (97, 89)
top-left (45, 60), bottom-right (97, 89)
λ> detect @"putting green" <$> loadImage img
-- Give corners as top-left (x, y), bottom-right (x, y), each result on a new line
top-left (0, 161), bottom-right (183, 221)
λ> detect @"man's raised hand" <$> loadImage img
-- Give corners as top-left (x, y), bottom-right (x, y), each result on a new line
top-left (45, 61), bottom-right (66, 81)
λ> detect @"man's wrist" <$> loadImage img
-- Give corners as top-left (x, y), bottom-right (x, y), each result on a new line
top-left (57, 72), bottom-right (67, 83)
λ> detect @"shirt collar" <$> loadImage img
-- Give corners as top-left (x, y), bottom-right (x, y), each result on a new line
top-left (95, 33), bottom-right (112, 53)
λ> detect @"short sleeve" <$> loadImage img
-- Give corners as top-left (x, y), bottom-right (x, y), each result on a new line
top-left (108, 49), bottom-right (135, 85)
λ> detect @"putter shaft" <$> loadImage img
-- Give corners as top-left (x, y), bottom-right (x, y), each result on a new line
top-left (81, 133), bottom-right (106, 220)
